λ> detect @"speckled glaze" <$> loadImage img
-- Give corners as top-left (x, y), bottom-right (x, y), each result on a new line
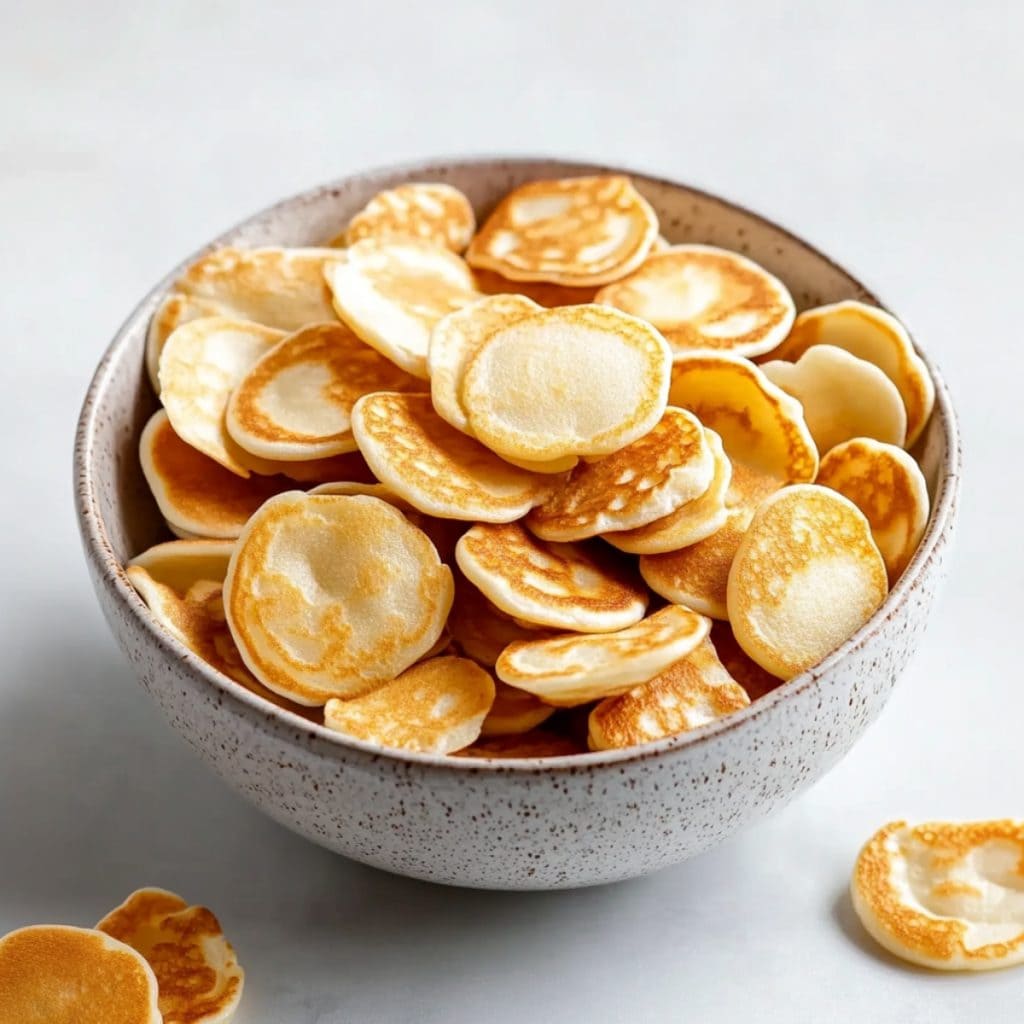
top-left (75, 158), bottom-right (960, 890)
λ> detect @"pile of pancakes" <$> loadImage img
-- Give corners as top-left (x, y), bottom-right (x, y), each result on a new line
top-left (128, 174), bottom-right (935, 759)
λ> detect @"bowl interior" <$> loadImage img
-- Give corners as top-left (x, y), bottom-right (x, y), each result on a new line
top-left (77, 156), bottom-right (957, 762)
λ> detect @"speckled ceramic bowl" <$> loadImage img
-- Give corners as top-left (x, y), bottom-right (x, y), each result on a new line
top-left (75, 157), bottom-right (960, 890)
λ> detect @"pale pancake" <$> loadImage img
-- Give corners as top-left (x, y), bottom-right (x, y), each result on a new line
top-left (595, 244), bottom-right (795, 359)
top-left (97, 887), bottom-right (244, 1024)
top-left (242, 448), bottom-right (378, 483)
top-left (455, 522), bottom-right (647, 632)
top-left (0, 925), bottom-right (161, 1024)
top-left (140, 411), bottom-right (290, 539)
top-left (224, 492), bottom-right (453, 704)
top-left (769, 300), bottom-right (935, 447)
top-left (527, 407), bottom-right (712, 540)
top-left (226, 322), bottom-right (418, 460)
top-left (323, 238), bottom-right (479, 378)
top-left (709, 620), bottom-right (783, 701)
top-left (606, 428), bottom-right (731, 554)
top-left (463, 304), bottom-right (671, 462)
top-left (324, 655), bottom-right (494, 753)
top-left (455, 731), bottom-right (585, 759)
top-left (351, 392), bottom-right (554, 522)
top-left (448, 577), bottom-right (543, 667)
top-left (428, 293), bottom-right (540, 433)
top-left (496, 605), bottom-right (711, 706)
top-left (762, 345), bottom-right (907, 453)
top-left (128, 538), bottom-right (236, 592)
top-left (308, 479), bottom-right (414, 508)
top-left (480, 681), bottom-right (556, 736)
top-left (159, 316), bottom-right (285, 476)
top-left (146, 292), bottom-right (226, 392)
top-left (466, 175), bottom-right (658, 286)
top-left (474, 267), bottom-right (598, 307)
top-left (669, 352), bottom-right (818, 481)
top-left (127, 566), bottom-right (320, 721)
top-left (727, 484), bottom-right (888, 678)
top-left (851, 820), bottom-right (1024, 971)
top-left (817, 438), bottom-right (929, 584)
top-left (588, 637), bottom-right (750, 750)
top-left (340, 182), bottom-right (476, 251)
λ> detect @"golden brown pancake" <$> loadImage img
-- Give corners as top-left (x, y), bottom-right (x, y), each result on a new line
top-left (146, 292), bottom-right (226, 392)
top-left (128, 538), bottom-right (236, 592)
top-left (339, 182), bottom-right (476, 251)
top-left (709, 621), bottom-right (784, 701)
top-left (474, 267), bottom-right (598, 307)
top-left (480, 681), bottom-right (556, 736)
top-left (447, 576), bottom-right (544, 667)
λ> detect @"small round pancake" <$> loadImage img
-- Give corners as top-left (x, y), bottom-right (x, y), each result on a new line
top-left (97, 887), bottom-right (244, 1024)
top-left (526, 408), bottom-right (713, 541)
top-left (709, 620), bottom-right (783, 701)
top-left (669, 352), bottom-right (818, 481)
top-left (351, 392), bottom-right (554, 522)
top-left (448, 579), bottom-right (543, 666)
top-left (242, 448), bottom-right (378, 484)
top-left (0, 924), bottom-right (161, 1024)
top-left (606, 428), bottom-right (731, 554)
top-left (496, 605), bottom-right (711, 707)
top-left (474, 267), bottom-right (598, 307)
top-left (140, 411), bottom-right (290, 539)
top-left (587, 637), bottom-right (750, 750)
top-left (146, 292), bottom-right (226, 392)
top-left (159, 316), bottom-right (286, 476)
top-left (727, 484), bottom-right (888, 678)
top-left (817, 438), bottom-right (930, 584)
top-left (595, 244), bottom-right (795, 359)
top-left (308, 479), bottom-right (413, 508)
top-left (128, 538), bottom-right (236, 592)
top-left (463, 304), bottom-right (671, 462)
top-left (769, 300), bottom-right (935, 447)
top-left (466, 175), bottom-right (658, 286)
top-left (455, 522), bottom-right (648, 632)
top-left (761, 345), bottom-right (907, 454)
top-left (324, 655), bottom-right (495, 753)
top-left (455, 731), bottom-right (585, 759)
top-left (851, 819), bottom-right (1024, 971)
top-left (226, 322), bottom-right (418, 461)
top-left (323, 238), bottom-right (479, 378)
top-left (481, 681), bottom-right (556, 736)
top-left (340, 182), bottom-right (476, 252)
top-left (225, 492), bottom-right (454, 705)
top-left (428, 293), bottom-right (540, 433)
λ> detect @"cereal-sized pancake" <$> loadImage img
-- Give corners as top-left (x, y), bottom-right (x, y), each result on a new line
top-left (466, 175), bottom-right (658, 286)
top-left (727, 485), bottom-right (887, 678)
top-left (324, 655), bottom-right (494, 754)
top-left (709, 620), bottom-right (784, 700)
top-left (480, 681), bottom-right (556, 736)
top-left (455, 522), bottom-right (647, 632)
top-left (447, 577), bottom-right (543, 667)
top-left (474, 267), bottom-right (598, 307)
top-left (851, 819), bottom-right (1024, 971)
top-left (596, 244), bottom-right (795, 359)
top-left (496, 605), bottom-right (711, 706)
top-left (454, 730), bottom-right (586, 759)
top-left (146, 292), bottom-right (225, 392)
top-left (816, 437), bottom-right (929, 584)
top-left (241, 448), bottom-right (378, 484)
top-left (128, 538), bottom-right (236, 592)
top-left (338, 182), bottom-right (476, 252)
top-left (224, 493), bottom-right (453, 704)
top-left (226, 322), bottom-right (418, 461)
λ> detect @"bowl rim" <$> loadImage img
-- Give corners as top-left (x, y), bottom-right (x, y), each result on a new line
top-left (75, 154), bottom-right (961, 773)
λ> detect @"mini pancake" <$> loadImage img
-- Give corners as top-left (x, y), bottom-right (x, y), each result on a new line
top-left (140, 411), bottom-right (290, 539)
top-left (595, 244), bottom-right (795, 359)
top-left (159, 316), bottom-right (285, 476)
top-left (447, 578), bottom-right (543, 666)
top-left (474, 267), bottom-right (598, 307)
top-left (851, 819), bottom-right (1024, 971)
top-left (496, 604), bottom-right (711, 706)
top-left (669, 352), bottom-right (818, 482)
top-left (816, 438), bottom-right (930, 584)
top-left (428, 293), bottom-right (540, 434)
top-left (0, 924), bottom-right (161, 1024)
top-left (526, 407), bottom-right (713, 541)
top-left (242, 448), bottom-right (378, 484)
top-left (606, 428), bottom-right (731, 554)
top-left (480, 681), bottom-right (556, 736)
top-left (768, 300), bottom-right (935, 447)
top-left (127, 567), bottom-right (320, 721)
top-left (351, 392), bottom-right (554, 522)
top-left (455, 522), bottom-right (648, 632)
top-left (128, 538), bottom-right (236, 592)
top-left (324, 655), bottom-right (495, 753)
top-left (224, 492), bottom-right (453, 705)
top-left (340, 182), bottom-right (476, 251)
top-left (454, 731), bottom-right (585, 759)
top-left (462, 304), bottom-right (671, 462)
top-left (323, 238), bottom-right (479, 378)
top-left (146, 292), bottom-right (226, 392)
top-left (587, 637), bottom-right (750, 750)
top-left (226, 322), bottom-right (418, 461)
top-left (710, 620), bottom-right (784, 701)
top-left (727, 484), bottom-right (888, 678)
top-left (761, 345), bottom-right (907, 454)
top-left (466, 175), bottom-right (658, 286)
top-left (308, 479), bottom-right (414, 508)
top-left (97, 887), bottom-right (244, 1024)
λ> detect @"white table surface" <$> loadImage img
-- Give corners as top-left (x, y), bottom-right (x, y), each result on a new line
top-left (1, 2), bottom-right (1019, 1020)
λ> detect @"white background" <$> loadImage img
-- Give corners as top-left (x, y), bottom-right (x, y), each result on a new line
top-left (1, 2), bottom-right (1020, 1021)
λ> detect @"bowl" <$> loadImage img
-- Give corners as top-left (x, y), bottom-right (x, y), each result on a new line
top-left (75, 156), bottom-right (960, 890)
